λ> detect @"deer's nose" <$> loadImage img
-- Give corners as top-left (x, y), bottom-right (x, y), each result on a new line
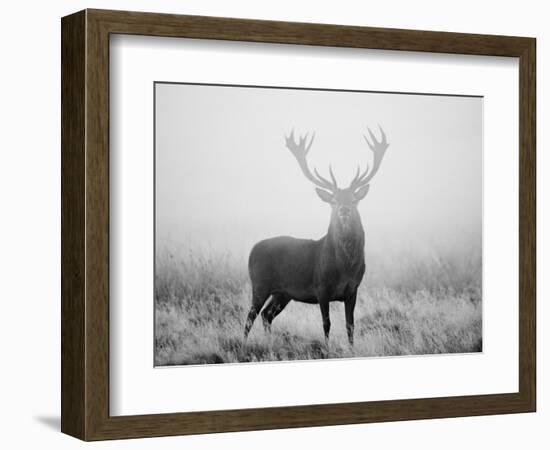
top-left (339, 206), bottom-right (351, 217)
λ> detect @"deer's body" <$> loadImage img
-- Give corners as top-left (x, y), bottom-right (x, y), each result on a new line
top-left (243, 127), bottom-right (388, 344)
top-left (249, 226), bottom-right (365, 304)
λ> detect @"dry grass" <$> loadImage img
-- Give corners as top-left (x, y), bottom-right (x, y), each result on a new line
top-left (155, 246), bottom-right (482, 366)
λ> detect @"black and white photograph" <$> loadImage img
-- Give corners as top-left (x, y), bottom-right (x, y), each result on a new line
top-left (3, 0), bottom-right (543, 446)
top-left (154, 82), bottom-right (482, 366)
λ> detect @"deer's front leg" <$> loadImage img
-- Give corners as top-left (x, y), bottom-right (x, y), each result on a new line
top-left (345, 289), bottom-right (357, 346)
top-left (318, 290), bottom-right (331, 342)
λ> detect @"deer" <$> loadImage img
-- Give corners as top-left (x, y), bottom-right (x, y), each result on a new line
top-left (243, 126), bottom-right (389, 345)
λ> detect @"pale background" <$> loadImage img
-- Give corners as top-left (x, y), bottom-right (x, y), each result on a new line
top-left (111, 35), bottom-right (512, 415)
top-left (0, 1), bottom-right (547, 449)
top-left (156, 83), bottom-right (481, 260)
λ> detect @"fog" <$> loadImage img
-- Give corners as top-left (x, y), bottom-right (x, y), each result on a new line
top-left (155, 83), bottom-right (482, 260)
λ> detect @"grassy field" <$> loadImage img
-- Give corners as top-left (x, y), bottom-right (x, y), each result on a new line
top-left (155, 245), bottom-right (482, 366)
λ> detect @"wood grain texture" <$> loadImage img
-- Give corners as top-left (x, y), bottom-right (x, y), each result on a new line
top-left (518, 39), bottom-right (536, 409)
top-left (85, 10), bottom-right (111, 439)
top-left (60, 10), bottom-right (86, 439)
top-left (89, 8), bottom-right (532, 56)
top-left (60, 8), bottom-right (536, 441)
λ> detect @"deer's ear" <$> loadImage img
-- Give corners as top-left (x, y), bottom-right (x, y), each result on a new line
top-left (354, 185), bottom-right (370, 202)
top-left (315, 188), bottom-right (334, 203)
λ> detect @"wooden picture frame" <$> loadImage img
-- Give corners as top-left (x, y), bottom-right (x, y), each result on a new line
top-left (61, 9), bottom-right (536, 441)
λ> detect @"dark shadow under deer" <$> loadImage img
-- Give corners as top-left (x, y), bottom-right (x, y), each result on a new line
top-left (244, 126), bottom-right (389, 345)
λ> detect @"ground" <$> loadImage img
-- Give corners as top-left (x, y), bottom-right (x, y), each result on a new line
top-left (154, 246), bottom-right (482, 366)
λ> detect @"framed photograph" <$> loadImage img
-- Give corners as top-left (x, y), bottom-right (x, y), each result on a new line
top-left (61, 9), bottom-right (536, 440)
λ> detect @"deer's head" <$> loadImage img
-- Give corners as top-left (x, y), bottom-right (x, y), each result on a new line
top-left (285, 126), bottom-right (389, 232)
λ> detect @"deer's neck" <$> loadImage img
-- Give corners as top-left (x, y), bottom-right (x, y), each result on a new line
top-left (326, 213), bottom-right (365, 268)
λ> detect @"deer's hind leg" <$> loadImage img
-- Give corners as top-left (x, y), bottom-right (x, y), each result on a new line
top-left (244, 289), bottom-right (270, 339)
top-left (261, 293), bottom-right (291, 332)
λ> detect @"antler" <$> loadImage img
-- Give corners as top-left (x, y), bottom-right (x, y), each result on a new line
top-left (349, 125), bottom-right (389, 192)
top-left (285, 130), bottom-right (338, 192)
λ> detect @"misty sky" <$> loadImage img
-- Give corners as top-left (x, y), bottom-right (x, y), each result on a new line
top-left (155, 83), bottom-right (482, 259)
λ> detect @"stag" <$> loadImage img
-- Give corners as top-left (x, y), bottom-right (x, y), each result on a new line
top-left (244, 126), bottom-right (389, 345)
